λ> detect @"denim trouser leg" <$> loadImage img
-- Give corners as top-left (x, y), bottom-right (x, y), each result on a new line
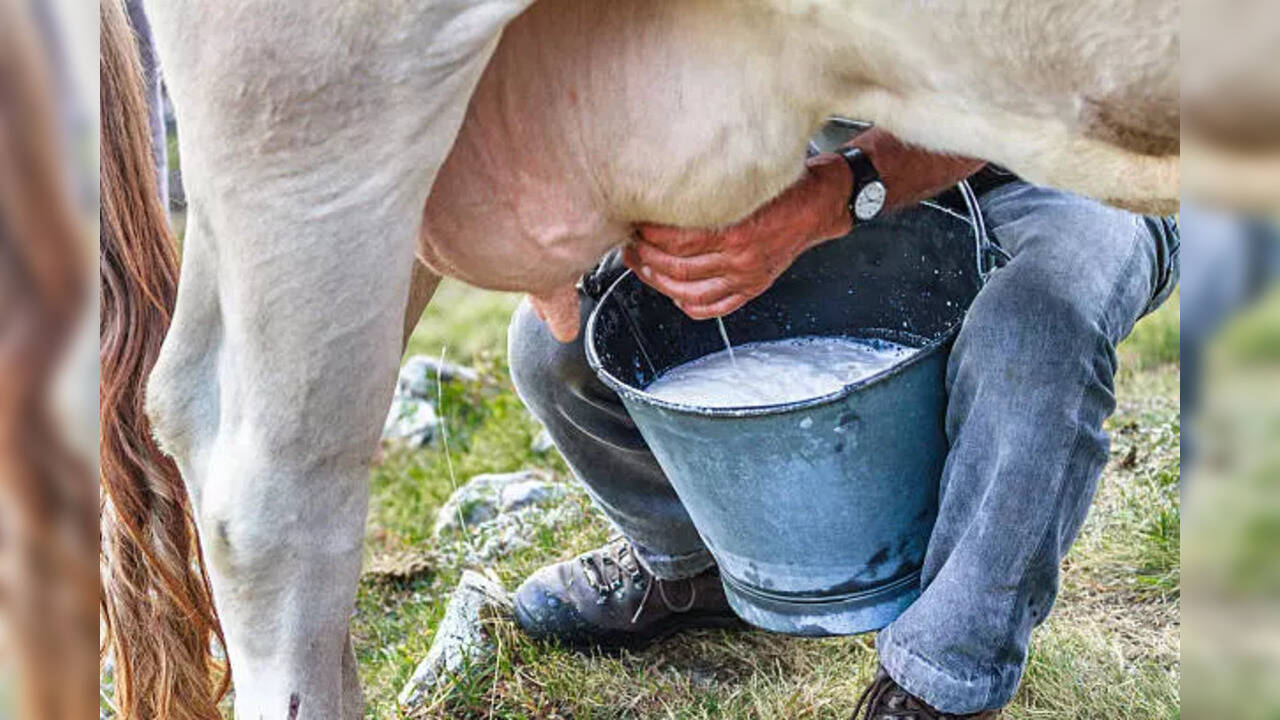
top-left (877, 182), bottom-right (1179, 714)
top-left (508, 295), bottom-right (715, 579)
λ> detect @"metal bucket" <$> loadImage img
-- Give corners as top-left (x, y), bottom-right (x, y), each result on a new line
top-left (585, 192), bottom-right (986, 635)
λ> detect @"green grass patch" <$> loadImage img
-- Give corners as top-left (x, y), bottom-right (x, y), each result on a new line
top-left (1013, 621), bottom-right (1178, 720)
top-left (405, 280), bottom-right (523, 363)
top-left (1119, 289), bottom-right (1180, 370)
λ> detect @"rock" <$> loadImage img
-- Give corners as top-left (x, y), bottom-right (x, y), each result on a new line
top-left (530, 427), bottom-right (555, 454)
top-left (469, 501), bottom-right (583, 561)
top-left (381, 395), bottom-right (439, 447)
top-left (381, 355), bottom-right (482, 447)
top-left (433, 470), bottom-right (581, 564)
top-left (398, 355), bottom-right (480, 398)
top-left (397, 570), bottom-right (512, 710)
top-left (499, 477), bottom-right (566, 513)
top-left (433, 469), bottom-right (557, 538)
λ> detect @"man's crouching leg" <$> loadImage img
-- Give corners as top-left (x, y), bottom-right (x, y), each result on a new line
top-left (870, 183), bottom-right (1178, 716)
top-left (507, 281), bottom-right (741, 648)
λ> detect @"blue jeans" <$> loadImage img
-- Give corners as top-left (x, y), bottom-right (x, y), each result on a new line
top-left (508, 182), bottom-right (1179, 713)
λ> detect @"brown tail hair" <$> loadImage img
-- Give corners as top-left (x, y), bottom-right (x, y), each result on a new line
top-left (99, 1), bottom-right (228, 717)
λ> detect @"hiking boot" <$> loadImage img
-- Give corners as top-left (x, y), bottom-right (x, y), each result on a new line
top-left (852, 667), bottom-right (1002, 719)
top-left (513, 538), bottom-right (744, 649)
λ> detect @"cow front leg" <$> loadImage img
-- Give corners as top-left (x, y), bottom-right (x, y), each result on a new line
top-left (139, 1), bottom-right (532, 714)
top-left (145, 171), bottom-right (424, 717)
top-left (141, 91), bottom-right (452, 720)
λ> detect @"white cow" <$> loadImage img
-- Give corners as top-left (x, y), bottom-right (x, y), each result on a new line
top-left (100, 0), bottom-right (1178, 717)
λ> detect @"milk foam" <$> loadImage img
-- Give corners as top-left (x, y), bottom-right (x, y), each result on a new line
top-left (644, 335), bottom-right (915, 408)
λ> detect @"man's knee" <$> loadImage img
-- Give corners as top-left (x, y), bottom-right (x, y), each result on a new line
top-left (508, 300), bottom-right (590, 414)
top-left (508, 301), bottom-right (553, 408)
top-left (959, 264), bottom-right (1110, 368)
top-left (981, 184), bottom-right (1164, 335)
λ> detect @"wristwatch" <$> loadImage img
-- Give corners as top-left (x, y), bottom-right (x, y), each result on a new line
top-left (837, 146), bottom-right (886, 224)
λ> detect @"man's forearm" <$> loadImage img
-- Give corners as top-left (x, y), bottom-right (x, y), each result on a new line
top-left (851, 129), bottom-right (986, 209)
top-left (626, 126), bottom-right (986, 319)
top-left (800, 128), bottom-right (986, 250)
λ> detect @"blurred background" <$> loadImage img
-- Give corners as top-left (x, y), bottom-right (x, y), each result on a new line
top-left (1181, 208), bottom-right (1280, 718)
top-left (1181, 0), bottom-right (1280, 717)
top-left (0, 0), bottom-right (98, 719)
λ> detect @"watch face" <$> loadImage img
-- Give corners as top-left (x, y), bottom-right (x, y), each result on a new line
top-left (854, 181), bottom-right (886, 221)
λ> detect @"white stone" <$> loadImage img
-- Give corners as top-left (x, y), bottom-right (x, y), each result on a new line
top-left (381, 395), bottom-right (439, 447)
top-left (530, 427), bottom-right (555, 454)
top-left (398, 355), bottom-right (479, 398)
top-left (433, 469), bottom-right (555, 538)
top-left (499, 477), bottom-right (565, 513)
top-left (396, 570), bottom-right (511, 709)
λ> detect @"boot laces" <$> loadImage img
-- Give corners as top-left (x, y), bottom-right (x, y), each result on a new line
top-left (579, 538), bottom-right (644, 599)
top-left (851, 668), bottom-right (948, 720)
top-left (577, 538), bottom-right (698, 622)
top-left (852, 670), bottom-right (900, 720)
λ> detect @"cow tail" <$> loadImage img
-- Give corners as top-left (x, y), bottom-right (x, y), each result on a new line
top-left (99, 1), bottom-right (228, 718)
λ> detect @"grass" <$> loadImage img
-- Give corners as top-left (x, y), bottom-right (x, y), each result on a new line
top-left (404, 280), bottom-right (524, 362)
top-left (1119, 288), bottom-right (1180, 371)
top-left (349, 285), bottom-right (1183, 718)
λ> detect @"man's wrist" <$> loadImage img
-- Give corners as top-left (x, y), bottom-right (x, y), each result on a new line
top-left (801, 153), bottom-right (855, 248)
top-left (845, 129), bottom-right (987, 209)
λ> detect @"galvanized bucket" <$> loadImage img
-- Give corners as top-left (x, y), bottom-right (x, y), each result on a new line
top-left (585, 190), bottom-right (987, 635)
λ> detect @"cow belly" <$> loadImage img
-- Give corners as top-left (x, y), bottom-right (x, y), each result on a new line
top-left (417, 0), bottom-right (1183, 282)
top-left (417, 0), bottom-right (828, 295)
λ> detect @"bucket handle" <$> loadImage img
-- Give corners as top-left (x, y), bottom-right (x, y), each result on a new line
top-left (957, 178), bottom-right (1009, 284)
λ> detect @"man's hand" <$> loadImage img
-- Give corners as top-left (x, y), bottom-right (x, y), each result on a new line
top-left (625, 128), bottom-right (984, 319)
top-left (624, 154), bottom-right (853, 319)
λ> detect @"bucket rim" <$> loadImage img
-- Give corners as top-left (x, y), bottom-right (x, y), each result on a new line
top-left (585, 269), bottom-right (961, 418)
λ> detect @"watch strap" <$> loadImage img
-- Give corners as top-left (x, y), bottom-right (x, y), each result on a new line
top-left (837, 146), bottom-right (883, 222)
